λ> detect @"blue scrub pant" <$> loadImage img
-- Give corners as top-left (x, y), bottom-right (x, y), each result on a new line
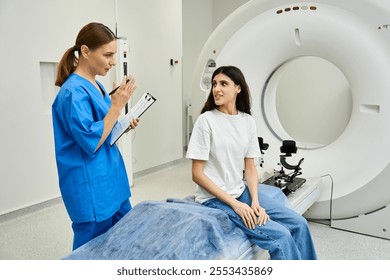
top-left (203, 186), bottom-right (318, 260)
top-left (71, 199), bottom-right (131, 250)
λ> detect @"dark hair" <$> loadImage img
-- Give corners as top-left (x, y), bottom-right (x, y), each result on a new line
top-left (55, 22), bottom-right (116, 87)
top-left (201, 66), bottom-right (252, 115)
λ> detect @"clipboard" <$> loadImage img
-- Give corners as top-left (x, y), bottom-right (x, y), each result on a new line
top-left (110, 92), bottom-right (156, 146)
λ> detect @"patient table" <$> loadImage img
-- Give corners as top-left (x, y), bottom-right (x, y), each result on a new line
top-left (63, 178), bottom-right (321, 260)
top-left (64, 178), bottom-right (320, 260)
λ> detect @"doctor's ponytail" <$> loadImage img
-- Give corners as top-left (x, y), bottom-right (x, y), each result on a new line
top-left (55, 46), bottom-right (78, 87)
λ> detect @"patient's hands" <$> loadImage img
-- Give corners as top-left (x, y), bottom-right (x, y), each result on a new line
top-left (232, 201), bottom-right (259, 230)
top-left (251, 201), bottom-right (270, 227)
top-left (231, 200), bottom-right (270, 230)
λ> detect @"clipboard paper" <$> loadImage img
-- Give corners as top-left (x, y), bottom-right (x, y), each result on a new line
top-left (110, 92), bottom-right (156, 146)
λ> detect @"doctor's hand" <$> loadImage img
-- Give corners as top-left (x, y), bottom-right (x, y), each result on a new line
top-left (232, 200), bottom-right (258, 230)
top-left (125, 118), bottom-right (140, 132)
top-left (251, 201), bottom-right (269, 226)
top-left (111, 75), bottom-right (137, 110)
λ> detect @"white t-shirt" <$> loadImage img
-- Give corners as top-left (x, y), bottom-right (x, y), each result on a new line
top-left (186, 109), bottom-right (261, 203)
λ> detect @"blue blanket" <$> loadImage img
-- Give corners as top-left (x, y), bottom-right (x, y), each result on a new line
top-left (64, 200), bottom-right (249, 260)
top-left (64, 184), bottom-right (289, 260)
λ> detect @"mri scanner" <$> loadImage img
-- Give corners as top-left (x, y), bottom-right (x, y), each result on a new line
top-left (190, 0), bottom-right (390, 239)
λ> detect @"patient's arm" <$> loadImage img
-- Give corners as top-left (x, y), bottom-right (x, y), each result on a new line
top-left (191, 159), bottom-right (258, 229)
top-left (244, 158), bottom-right (269, 226)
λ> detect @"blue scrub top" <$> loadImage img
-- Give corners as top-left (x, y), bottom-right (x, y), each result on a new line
top-left (52, 73), bottom-right (131, 223)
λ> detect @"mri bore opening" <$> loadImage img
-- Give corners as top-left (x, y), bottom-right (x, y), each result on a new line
top-left (265, 56), bottom-right (353, 149)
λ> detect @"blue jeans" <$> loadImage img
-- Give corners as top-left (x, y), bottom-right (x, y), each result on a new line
top-left (71, 199), bottom-right (131, 250)
top-left (203, 185), bottom-right (317, 260)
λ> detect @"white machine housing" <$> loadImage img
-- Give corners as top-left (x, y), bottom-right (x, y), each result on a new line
top-left (190, 0), bottom-right (390, 239)
top-left (116, 37), bottom-right (134, 187)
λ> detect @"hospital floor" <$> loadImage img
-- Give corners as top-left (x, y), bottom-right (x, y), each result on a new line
top-left (1, 159), bottom-right (390, 260)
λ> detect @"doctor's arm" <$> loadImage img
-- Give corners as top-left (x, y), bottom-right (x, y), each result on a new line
top-left (191, 159), bottom-right (258, 229)
top-left (95, 77), bottom-right (137, 152)
top-left (244, 157), bottom-right (269, 226)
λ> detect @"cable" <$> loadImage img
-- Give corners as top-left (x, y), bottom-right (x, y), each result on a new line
top-left (320, 174), bottom-right (334, 222)
top-left (305, 174), bottom-right (334, 225)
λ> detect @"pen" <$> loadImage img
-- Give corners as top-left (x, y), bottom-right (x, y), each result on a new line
top-left (109, 79), bottom-right (130, 95)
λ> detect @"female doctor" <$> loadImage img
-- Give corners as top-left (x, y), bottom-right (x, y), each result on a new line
top-left (52, 22), bottom-right (138, 250)
top-left (186, 66), bottom-right (317, 260)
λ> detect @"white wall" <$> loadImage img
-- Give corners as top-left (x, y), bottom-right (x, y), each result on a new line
top-left (117, 0), bottom-right (183, 174)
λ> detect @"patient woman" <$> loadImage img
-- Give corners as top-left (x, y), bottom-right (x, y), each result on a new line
top-left (186, 66), bottom-right (317, 260)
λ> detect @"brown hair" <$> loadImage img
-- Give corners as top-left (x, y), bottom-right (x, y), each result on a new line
top-left (55, 22), bottom-right (116, 87)
top-left (201, 66), bottom-right (252, 115)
